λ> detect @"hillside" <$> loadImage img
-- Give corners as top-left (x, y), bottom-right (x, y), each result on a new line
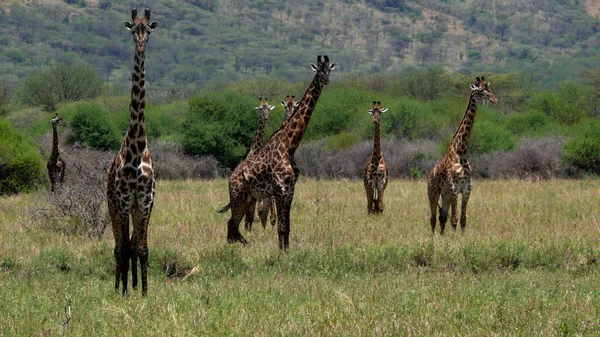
top-left (1, 0), bottom-right (600, 89)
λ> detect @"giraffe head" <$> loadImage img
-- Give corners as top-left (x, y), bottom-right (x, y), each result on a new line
top-left (124, 8), bottom-right (158, 53)
top-left (254, 97), bottom-right (275, 120)
top-left (469, 76), bottom-right (497, 104)
top-left (368, 101), bottom-right (388, 124)
top-left (51, 112), bottom-right (67, 128)
top-left (309, 55), bottom-right (336, 86)
top-left (281, 95), bottom-right (299, 118)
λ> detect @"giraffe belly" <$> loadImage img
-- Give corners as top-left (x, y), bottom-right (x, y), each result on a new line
top-left (114, 167), bottom-right (155, 214)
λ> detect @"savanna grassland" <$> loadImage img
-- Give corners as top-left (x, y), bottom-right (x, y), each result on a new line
top-left (1, 178), bottom-right (599, 336)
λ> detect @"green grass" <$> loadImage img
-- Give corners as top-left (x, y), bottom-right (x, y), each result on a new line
top-left (1, 179), bottom-right (600, 336)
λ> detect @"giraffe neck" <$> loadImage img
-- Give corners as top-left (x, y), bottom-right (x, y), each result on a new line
top-left (371, 119), bottom-right (382, 163)
top-left (248, 113), bottom-right (267, 157)
top-left (449, 92), bottom-right (478, 158)
top-left (126, 50), bottom-right (147, 155)
top-left (51, 124), bottom-right (60, 160)
top-left (280, 77), bottom-right (323, 155)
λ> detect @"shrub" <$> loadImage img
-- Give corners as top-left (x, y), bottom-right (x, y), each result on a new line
top-left (182, 92), bottom-right (258, 168)
top-left (151, 141), bottom-right (228, 179)
top-left (506, 110), bottom-right (551, 135)
top-left (470, 137), bottom-right (567, 179)
top-left (16, 62), bottom-right (103, 111)
top-left (71, 103), bottom-right (120, 151)
top-left (562, 119), bottom-right (600, 174)
top-left (32, 146), bottom-right (111, 238)
top-left (468, 120), bottom-right (516, 154)
top-left (0, 118), bottom-right (46, 195)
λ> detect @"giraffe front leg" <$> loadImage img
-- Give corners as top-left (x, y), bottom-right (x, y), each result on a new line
top-left (460, 180), bottom-right (472, 232)
top-left (439, 193), bottom-right (451, 235)
top-left (110, 209), bottom-right (130, 295)
top-left (364, 180), bottom-right (375, 215)
top-left (275, 197), bottom-right (292, 251)
top-left (450, 192), bottom-right (459, 230)
top-left (427, 183), bottom-right (440, 233)
top-left (269, 197), bottom-right (277, 227)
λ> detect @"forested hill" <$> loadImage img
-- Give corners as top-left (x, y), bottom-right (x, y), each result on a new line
top-left (1, 0), bottom-right (600, 89)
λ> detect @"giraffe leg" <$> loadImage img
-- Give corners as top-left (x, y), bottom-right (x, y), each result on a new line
top-left (244, 198), bottom-right (257, 232)
top-left (275, 196), bottom-right (292, 251)
top-left (227, 199), bottom-right (250, 245)
top-left (110, 206), bottom-right (130, 295)
top-left (376, 187), bottom-right (385, 214)
top-left (450, 192), bottom-right (459, 230)
top-left (427, 182), bottom-right (440, 233)
top-left (460, 180), bottom-right (472, 232)
top-left (364, 179), bottom-right (375, 215)
top-left (258, 198), bottom-right (270, 229)
top-left (269, 197), bottom-right (277, 227)
top-left (130, 209), bottom-right (142, 291)
top-left (439, 193), bottom-right (451, 235)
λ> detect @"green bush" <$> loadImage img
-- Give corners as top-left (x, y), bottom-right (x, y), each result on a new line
top-left (506, 110), bottom-right (551, 135)
top-left (562, 119), bottom-right (600, 173)
top-left (468, 120), bottom-right (516, 154)
top-left (182, 92), bottom-right (259, 168)
top-left (71, 103), bottom-right (120, 151)
top-left (0, 118), bottom-right (46, 195)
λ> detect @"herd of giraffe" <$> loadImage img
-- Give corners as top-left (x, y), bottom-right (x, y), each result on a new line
top-left (46, 9), bottom-right (497, 295)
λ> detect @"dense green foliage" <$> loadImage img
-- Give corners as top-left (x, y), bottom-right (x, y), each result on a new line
top-left (182, 92), bottom-right (265, 168)
top-left (71, 104), bottom-right (119, 151)
top-left (562, 119), bottom-right (600, 173)
top-left (0, 118), bottom-right (45, 195)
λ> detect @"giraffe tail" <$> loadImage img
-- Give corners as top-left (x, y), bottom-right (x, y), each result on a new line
top-left (217, 203), bottom-right (231, 213)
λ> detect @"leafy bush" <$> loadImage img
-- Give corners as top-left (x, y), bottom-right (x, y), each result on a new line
top-left (0, 118), bottom-right (46, 195)
top-left (562, 119), bottom-right (600, 174)
top-left (506, 110), bottom-right (551, 135)
top-left (16, 62), bottom-right (103, 111)
top-left (71, 104), bottom-right (120, 151)
top-left (182, 92), bottom-right (259, 168)
top-left (469, 120), bottom-right (516, 154)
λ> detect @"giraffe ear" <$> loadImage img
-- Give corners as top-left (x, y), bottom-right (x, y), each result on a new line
top-left (149, 21), bottom-right (159, 30)
top-left (268, 105), bottom-right (275, 110)
top-left (381, 108), bottom-right (388, 113)
top-left (469, 84), bottom-right (478, 91)
top-left (329, 63), bottom-right (337, 70)
top-left (310, 63), bottom-right (318, 71)
top-left (368, 110), bottom-right (373, 115)
top-left (124, 21), bottom-right (134, 30)
top-left (281, 100), bottom-right (286, 106)
top-left (254, 106), bottom-right (260, 110)
top-left (486, 82), bottom-right (491, 88)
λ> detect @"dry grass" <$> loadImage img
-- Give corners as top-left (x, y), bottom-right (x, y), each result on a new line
top-left (1, 178), bottom-right (599, 336)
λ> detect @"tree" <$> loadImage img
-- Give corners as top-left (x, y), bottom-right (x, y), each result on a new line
top-left (16, 62), bottom-right (104, 111)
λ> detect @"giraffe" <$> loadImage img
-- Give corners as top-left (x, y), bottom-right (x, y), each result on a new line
top-left (427, 76), bottom-right (497, 234)
top-left (106, 8), bottom-right (158, 295)
top-left (363, 101), bottom-right (388, 215)
top-left (221, 55), bottom-right (336, 250)
top-left (256, 94), bottom-right (299, 228)
top-left (242, 97), bottom-right (274, 232)
top-left (47, 112), bottom-right (67, 192)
